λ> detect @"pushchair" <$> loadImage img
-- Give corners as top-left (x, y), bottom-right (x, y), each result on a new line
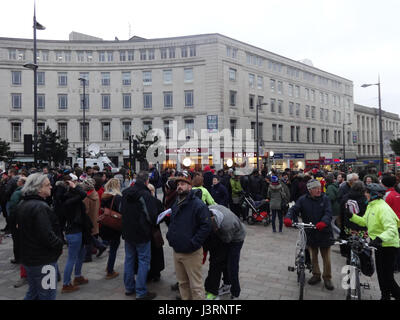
top-left (240, 191), bottom-right (271, 226)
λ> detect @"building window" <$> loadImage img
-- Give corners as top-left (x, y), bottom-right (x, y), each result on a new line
top-left (102, 94), bottom-right (111, 110)
top-left (80, 122), bottom-right (89, 141)
top-left (229, 91), bottom-right (237, 107)
top-left (312, 128), bottom-right (315, 143)
top-left (306, 105), bottom-right (310, 118)
top-left (296, 126), bottom-right (300, 142)
top-left (64, 51), bottom-right (72, 62)
top-left (270, 98), bottom-right (276, 112)
top-left (296, 103), bottom-right (300, 117)
top-left (128, 50), bottom-right (134, 61)
top-left (278, 125), bottom-right (283, 141)
top-left (37, 123), bottom-right (45, 136)
top-left (101, 72), bottom-right (110, 86)
top-left (249, 74), bottom-right (255, 88)
top-left (181, 46), bottom-right (188, 58)
top-left (120, 51), bottom-right (126, 61)
top-left (278, 100), bottom-right (283, 114)
top-left (99, 51), bottom-right (106, 62)
top-left (184, 68), bottom-right (193, 82)
top-left (148, 49), bottom-right (155, 60)
top-left (325, 109), bottom-right (329, 122)
top-left (288, 84), bottom-right (293, 97)
top-left (291, 126), bottom-right (295, 142)
top-left (311, 89), bottom-right (315, 102)
top-left (277, 81), bottom-right (283, 94)
top-left (102, 122), bottom-right (111, 141)
top-left (143, 93), bottom-right (152, 109)
top-left (9, 49), bottom-right (17, 60)
top-left (11, 93), bottom-right (21, 109)
top-left (311, 106), bottom-right (316, 119)
top-left (122, 72), bottom-right (131, 85)
top-left (58, 72), bottom-right (68, 86)
top-left (140, 49), bottom-right (147, 60)
top-left (143, 71), bottom-right (152, 85)
top-left (295, 85), bottom-right (300, 98)
top-left (326, 129), bottom-right (329, 143)
top-left (272, 124), bottom-right (277, 141)
top-left (58, 94), bottom-right (68, 110)
top-left (143, 120), bottom-right (152, 131)
top-left (79, 72), bottom-right (89, 86)
top-left (184, 119), bottom-right (194, 140)
top-left (305, 88), bottom-right (309, 100)
top-left (160, 48), bottom-right (167, 59)
top-left (289, 102), bottom-right (294, 116)
top-left (12, 71), bottom-right (21, 85)
top-left (37, 72), bottom-right (45, 86)
top-left (230, 119), bottom-right (237, 137)
top-left (307, 128), bottom-right (311, 143)
top-left (77, 51), bottom-right (84, 62)
top-left (107, 51), bottom-right (113, 62)
top-left (80, 94), bottom-right (89, 110)
top-left (58, 123), bottom-right (67, 140)
top-left (189, 45), bottom-right (196, 57)
top-left (169, 47), bottom-right (175, 58)
top-left (257, 96), bottom-right (264, 109)
top-left (321, 129), bottom-right (325, 143)
top-left (229, 68), bottom-right (236, 81)
top-left (123, 94), bottom-right (131, 109)
top-left (163, 69), bottom-right (172, 84)
top-left (270, 79), bottom-right (275, 92)
top-left (334, 130), bottom-right (337, 144)
top-left (164, 91), bottom-right (173, 108)
top-left (11, 123), bottom-right (21, 142)
top-left (257, 76), bottom-right (263, 89)
top-left (41, 50), bottom-right (49, 61)
top-left (184, 90), bottom-right (194, 107)
top-left (249, 95), bottom-right (255, 110)
top-left (122, 121), bottom-right (131, 141)
top-left (37, 94), bottom-right (45, 110)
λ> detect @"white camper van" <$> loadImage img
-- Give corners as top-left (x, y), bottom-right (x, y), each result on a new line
top-left (77, 144), bottom-right (119, 173)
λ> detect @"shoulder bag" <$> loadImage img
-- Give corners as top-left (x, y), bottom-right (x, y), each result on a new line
top-left (97, 196), bottom-right (122, 231)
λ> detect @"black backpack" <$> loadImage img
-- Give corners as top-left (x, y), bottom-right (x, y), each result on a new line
top-left (359, 248), bottom-right (375, 277)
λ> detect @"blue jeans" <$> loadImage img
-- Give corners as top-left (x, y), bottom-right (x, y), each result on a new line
top-left (124, 241), bottom-right (151, 297)
top-left (24, 262), bottom-right (58, 300)
top-left (107, 238), bottom-right (121, 274)
top-left (63, 232), bottom-right (86, 286)
top-left (271, 209), bottom-right (283, 232)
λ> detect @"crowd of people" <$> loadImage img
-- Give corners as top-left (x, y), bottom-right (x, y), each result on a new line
top-left (0, 161), bottom-right (399, 300)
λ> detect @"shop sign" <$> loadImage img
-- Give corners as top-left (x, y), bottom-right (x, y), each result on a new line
top-left (220, 152), bottom-right (257, 158)
top-left (167, 148), bottom-right (207, 154)
top-left (272, 153), bottom-right (304, 159)
top-left (305, 160), bottom-right (320, 165)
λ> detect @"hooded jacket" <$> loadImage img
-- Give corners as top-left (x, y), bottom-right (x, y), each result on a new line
top-left (16, 195), bottom-right (63, 266)
top-left (267, 183), bottom-right (287, 211)
top-left (121, 181), bottom-right (157, 244)
top-left (210, 182), bottom-right (229, 207)
top-left (350, 199), bottom-right (400, 248)
top-left (166, 189), bottom-right (211, 253)
top-left (209, 204), bottom-right (246, 243)
top-left (286, 193), bottom-right (333, 248)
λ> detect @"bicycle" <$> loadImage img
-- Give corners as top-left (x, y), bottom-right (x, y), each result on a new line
top-left (333, 235), bottom-right (376, 300)
top-left (288, 222), bottom-right (315, 300)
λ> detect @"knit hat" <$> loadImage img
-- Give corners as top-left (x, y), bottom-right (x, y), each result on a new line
top-left (210, 208), bottom-right (224, 229)
top-left (307, 179), bottom-right (321, 190)
top-left (204, 165), bottom-right (211, 172)
top-left (271, 176), bottom-right (278, 183)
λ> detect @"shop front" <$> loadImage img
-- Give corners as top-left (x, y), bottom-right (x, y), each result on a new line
top-left (272, 153), bottom-right (305, 171)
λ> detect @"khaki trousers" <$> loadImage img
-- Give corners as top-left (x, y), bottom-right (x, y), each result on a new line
top-left (309, 246), bottom-right (332, 281)
top-left (173, 248), bottom-right (205, 300)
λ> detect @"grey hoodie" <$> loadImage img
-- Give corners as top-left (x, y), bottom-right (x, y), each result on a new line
top-left (209, 204), bottom-right (246, 243)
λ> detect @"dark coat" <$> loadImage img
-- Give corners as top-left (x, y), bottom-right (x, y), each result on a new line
top-left (166, 190), bottom-right (211, 253)
top-left (203, 171), bottom-right (214, 193)
top-left (340, 189), bottom-right (368, 234)
top-left (99, 193), bottom-right (122, 241)
top-left (337, 182), bottom-right (351, 205)
top-left (248, 174), bottom-right (264, 199)
top-left (121, 181), bottom-right (157, 244)
top-left (210, 182), bottom-right (229, 207)
top-left (5, 176), bottom-right (18, 202)
top-left (16, 195), bottom-right (63, 266)
top-left (62, 185), bottom-right (88, 235)
top-left (286, 193), bottom-right (333, 248)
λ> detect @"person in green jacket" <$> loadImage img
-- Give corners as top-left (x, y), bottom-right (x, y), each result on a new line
top-left (325, 174), bottom-right (340, 237)
top-left (192, 173), bottom-right (216, 206)
top-left (347, 183), bottom-right (400, 300)
top-left (230, 172), bottom-right (244, 220)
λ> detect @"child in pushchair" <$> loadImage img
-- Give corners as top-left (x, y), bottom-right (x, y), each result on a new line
top-left (239, 191), bottom-right (271, 226)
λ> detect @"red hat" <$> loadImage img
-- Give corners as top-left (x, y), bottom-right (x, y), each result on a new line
top-left (204, 165), bottom-right (211, 172)
top-left (211, 169), bottom-right (216, 174)
top-left (312, 168), bottom-right (318, 175)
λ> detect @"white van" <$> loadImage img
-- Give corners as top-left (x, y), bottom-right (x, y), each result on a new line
top-left (77, 156), bottom-right (119, 173)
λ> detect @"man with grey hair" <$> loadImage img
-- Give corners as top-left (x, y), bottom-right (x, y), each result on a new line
top-left (337, 173), bottom-right (359, 205)
top-left (284, 179), bottom-right (334, 290)
top-left (16, 173), bottom-right (63, 300)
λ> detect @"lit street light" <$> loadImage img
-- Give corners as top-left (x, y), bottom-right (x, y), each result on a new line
top-left (361, 77), bottom-right (384, 173)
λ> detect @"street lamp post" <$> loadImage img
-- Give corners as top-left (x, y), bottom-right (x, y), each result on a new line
top-left (342, 122), bottom-right (352, 173)
top-left (256, 102), bottom-right (268, 171)
top-left (78, 78), bottom-right (87, 170)
top-left (23, 3), bottom-right (45, 167)
top-left (362, 77), bottom-right (384, 173)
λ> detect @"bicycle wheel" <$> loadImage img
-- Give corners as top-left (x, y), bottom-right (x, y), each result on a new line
top-left (346, 268), bottom-right (361, 300)
top-left (298, 268), bottom-right (305, 300)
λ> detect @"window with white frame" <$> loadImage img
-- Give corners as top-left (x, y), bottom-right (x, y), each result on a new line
top-left (143, 93), bottom-right (152, 109)
top-left (123, 94), bottom-right (131, 109)
top-left (277, 81), bottom-right (283, 94)
top-left (77, 51), bottom-right (84, 62)
top-left (296, 103), bottom-right (300, 117)
top-left (184, 68), bottom-right (193, 82)
top-left (306, 105), bottom-right (310, 118)
top-left (80, 122), bottom-right (89, 141)
top-left (289, 102), bottom-right (294, 115)
top-left (58, 72), bottom-right (68, 86)
top-left (58, 123), bottom-right (68, 140)
top-left (184, 119), bottom-right (194, 140)
top-left (37, 123), bottom-right (45, 136)
top-left (249, 95), bottom-right (255, 110)
top-left (80, 94), bottom-right (89, 110)
top-left (272, 124), bottom-right (277, 141)
top-left (41, 50), bottom-right (49, 61)
top-left (102, 94), bottom-right (111, 110)
top-left (295, 85), bottom-right (300, 98)
top-left (311, 106), bottom-right (316, 119)
top-left (9, 49), bottom-right (17, 60)
top-left (189, 45), bottom-right (196, 57)
top-left (79, 72), bottom-right (89, 86)
top-left (122, 121), bottom-right (131, 141)
top-left (122, 72), bottom-right (131, 85)
top-left (305, 88), bottom-right (309, 100)
top-left (278, 100), bottom-right (283, 113)
top-left (229, 68), bottom-right (236, 81)
top-left (143, 71), bottom-right (152, 85)
top-left (11, 123), bottom-right (21, 142)
top-left (307, 128), bottom-right (311, 143)
top-left (249, 74), bottom-right (255, 88)
top-left (160, 48), bottom-right (167, 59)
top-left (270, 98), bottom-right (276, 112)
top-left (37, 72), bottom-right (45, 86)
top-left (312, 128), bottom-right (315, 143)
top-left (229, 91), bottom-right (237, 107)
top-left (278, 125), bottom-right (283, 141)
top-left (128, 50), bottom-right (134, 61)
top-left (181, 46), bottom-right (188, 58)
top-left (169, 47), bottom-right (175, 58)
top-left (143, 120), bottom-right (152, 131)
top-left (257, 76), bottom-right (263, 89)
top-left (120, 51), bottom-right (126, 61)
top-left (107, 51), bottom-right (113, 62)
top-left (296, 126), bottom-right (300, 142)
top-left (58, 94), bottom-right (68, 110)
top-left (185, 90), bottom-right (194, 107)
top-left (99, 51), bottom-right (106, 62)
top-left (11, 71), bottom-right (21, 85)
top-left (11, 93), bottom-right (21, 109)
top-left (163, 69), bottom-right (172, 84)
top-left (101, 72), bottom-right (110, 86)
top-left (64, 51), bottom-right (71, 62)
top-left (140, 49), bottom-right (147, 60)
top-left (288, 84), bottom-right (293, 97)
top-left (37, 94), bottom-right (45, 110)
top-left (311, 89), bottom-right (315, 102)
top-left (148, 49), bottom-right (155, 60)
top-left (102, 122), bottom-right (111, 141)
top-left (164, 91), bottom-right (173, 108)
top-left (164, 120), bottom-right (172, 139)
top-left (270, 79), bottom-right (275, 92)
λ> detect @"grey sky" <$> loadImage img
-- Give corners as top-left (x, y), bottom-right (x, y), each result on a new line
top-left (1, 0), bottom-right (399, 115)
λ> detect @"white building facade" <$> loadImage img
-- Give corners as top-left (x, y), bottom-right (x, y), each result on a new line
top-left (0, 33), bottom-right (356, 170)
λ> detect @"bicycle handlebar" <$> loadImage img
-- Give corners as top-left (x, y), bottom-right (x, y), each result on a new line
top-left (292, 222), bottom-right (316, 229)
top-left (333, 238), bottom-right (377, 251)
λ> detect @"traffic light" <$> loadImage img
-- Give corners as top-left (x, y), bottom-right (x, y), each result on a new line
top-left (77, 147), bottom-right (81, 157)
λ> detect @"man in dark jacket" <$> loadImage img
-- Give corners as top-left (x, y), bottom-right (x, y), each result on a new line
top-left (121, 170), bottom-right (158, 300)
top-left (248, 169), bottom-right (264, 201)
top-left (166, 174), bottom-right (211, 300)
top-left (16, 173), bottom-right (63, 300)
top-left (203, 166), bottom-right (214, 193)
top-left (148, 162), bottom-right (161, 196)
top-left (210, 176), bottom-right (229, 207)
top-left (284, 179), bottom-right (334, 290)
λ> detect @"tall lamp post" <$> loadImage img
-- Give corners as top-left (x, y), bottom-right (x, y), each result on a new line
top-left (342, 122), bottom-right (352, 173)
top-left (23, 3), bottom-right (45, 167)
top-left (361, 78), bottom-right (384, 173)
top-left (78, 78), bottom-right (87, 170)
top-left (256, 102), bottom-right (268, 171)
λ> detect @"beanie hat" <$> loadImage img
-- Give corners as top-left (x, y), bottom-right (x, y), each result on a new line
top-left (204, 165), bottom-right (211, 172)
top-left (381, 175), bottom-right (397, 188)
top-left (307, 179), bottom-right (321, 190)
top-left (271, 176), bottom-right (278, 183)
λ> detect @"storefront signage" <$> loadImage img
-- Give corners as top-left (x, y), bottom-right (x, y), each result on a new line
top-left (167, 148), bottom-right (207, 154)
top-left (273, 153), bottom-right (304, 159)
